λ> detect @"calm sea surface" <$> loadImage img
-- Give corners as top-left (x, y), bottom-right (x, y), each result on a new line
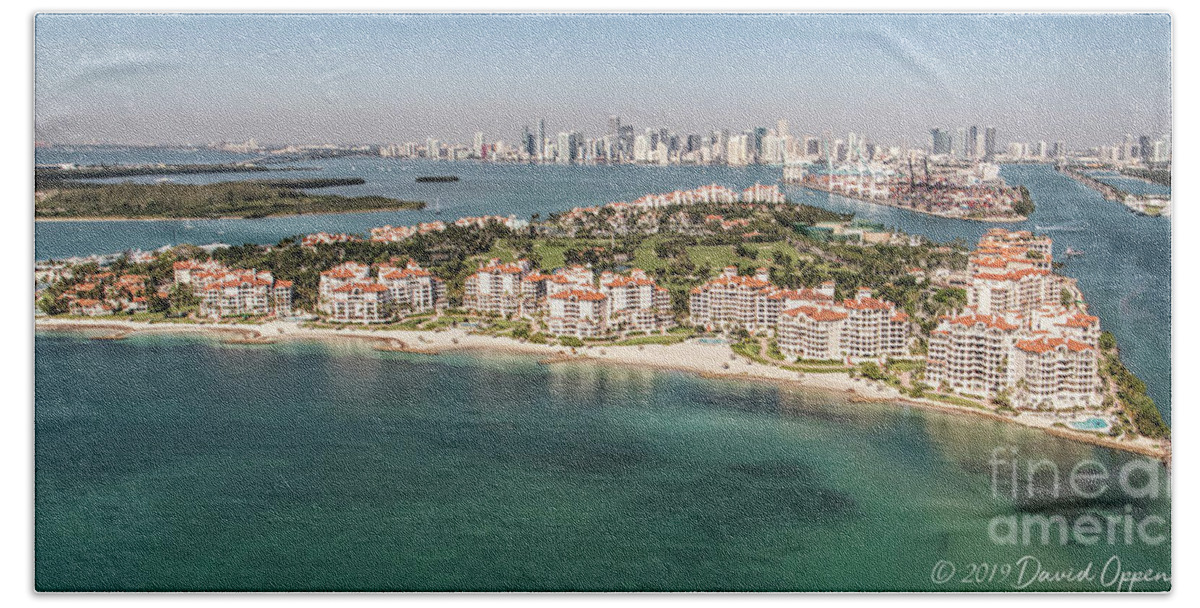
top-left (35, 149), bottom-right (1171, 590)
top-left (35, 333), bottom-right (1170, 591)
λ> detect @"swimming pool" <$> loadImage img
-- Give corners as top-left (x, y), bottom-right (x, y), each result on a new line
top-left (1069, 417), bottom-right (1110, 431)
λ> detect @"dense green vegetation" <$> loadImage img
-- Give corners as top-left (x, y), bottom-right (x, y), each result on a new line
top-left (34, 163), bottom-right (269, 189)
top-left (1120, 167), bottom-right (1171, 187)
top-left (1013, 186), bottom-right (1035, 217)
top-left (36, 180), bottom-right (424, 219)
top-left (1098, 331), bottom-right (1169, 438)
top-left (247, 177), bottom-right (367, 189)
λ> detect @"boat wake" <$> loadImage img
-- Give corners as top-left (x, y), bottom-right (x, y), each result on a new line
top-left (1034, 220), bottom-right (1087, 233)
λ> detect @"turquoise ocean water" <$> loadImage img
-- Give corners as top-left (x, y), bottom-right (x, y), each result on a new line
top-left (36, 333), bottom-right (1169, 591)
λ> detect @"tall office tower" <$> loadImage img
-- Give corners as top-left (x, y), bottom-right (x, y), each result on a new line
top-left (473, 132), bottom-right (484, 157)
top-left (984, 126), bottom-right (997, 161)
top-left (634, 134), bottom-right (651, 163)
top-left (609, 115), bottom-right (621, 136)
top-left (1054, 141), bottom-right (1065, 159)
top-left (522, 126), bottom-right (536, 157)
top-left (556, 132), bottom-right (571, 164)
top-left (776, 119), bottom-right (790, 141)
top-left (967, 126), bottom-right (979, 158)
top-left (1035, 141), bottom-right (1048, 159)
top-left (834, 139), bottom-right (848, 162)
top-left (930, 127), bottom-right (952, 155)
top-left (537, 119), bottom-right (547, 161)
top-left (714, 129), bottom-right (729, 162)
top-left (726, 134), bottom-right (750, 166)
top-left (1139, 135), bottom-right (1151, 160)
top-left (753, 127), bottom-right (768, 161)
top-left (954, 127), bottom-right (967, 159)
top-left (1121, 134), bottom-right (1134, 160)
top-left (686, 134), bottom-right (702, 153)
top-left (805, 136), bottom-right (821, 157)
top-left (618, 125), bottom-right (634, 162)
top-left (1152, 138), bottom-right (1170, 163)
top-left (847, 132), bottom-right (858, 161)
top-left (425, 138), bottom-right (439, 159)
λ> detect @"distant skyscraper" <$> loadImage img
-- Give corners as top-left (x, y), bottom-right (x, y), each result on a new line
top-left (556, 132), bottom-right (570, 164)
top-left (753, 127), bottom-right (768, 161)
top-left (618, 125), bottom-right (634, 162)
top-left (521, 125), bottom-right (536, 157)
top-left (929, 127), bottom-right (952, 155)
top-left (537, 119), bottom-right (547, 161)
top-left (1138, 135), bottom-right (1151, 160)
top-left (984, 126), bottom-right (997, 161)
top-left (473, 132), bottom-right (484, 157)
top-left (805, 137), bottom-right (821, 157)
top-left (955, 127), bottom-right (968, 159)
top-left (967, 126), bottom-right (979, 159)
top-left (609, 115), bottom-right (621, 136)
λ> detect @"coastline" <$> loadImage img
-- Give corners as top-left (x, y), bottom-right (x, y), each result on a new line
top-left (789, 183), bottom-right (1028, 223)
top-left (35, 317), bottom-right (1170, 463)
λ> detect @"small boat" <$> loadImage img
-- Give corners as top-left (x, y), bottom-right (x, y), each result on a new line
top-left (416, 175), bottom-right (459, 183)
top-left (1063, 247), bottom-right (1084, 257)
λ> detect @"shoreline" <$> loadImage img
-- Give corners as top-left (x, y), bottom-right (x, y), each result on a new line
top-left (35, 317), bottom-right (1170, 463)
top-left (788, 183), bottom-right (1028, 223)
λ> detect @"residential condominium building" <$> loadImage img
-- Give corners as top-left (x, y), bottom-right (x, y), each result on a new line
top-left (463, 258), bottom-right (534, 317)
top-left (776, 286), bottom-right (910, 361)
top-left (925, 312), bottom-right (1023, 396)
top-left (318, 262), bottom-right (371, 313)
top-left (689, 267), bottom-right (839, 334)
top-left (172, 260), bottom-right (293, 319)
top-left (598, 269), bottom-right (674, 333)
top-left (199, 275), bottom-right (274, 318)
top-left (325, 282), bottom-right (392, 323)
top-left (689, 267), bottom-right (778, 333)
top-left (977, 228), bottom-right (1052, 258)
top-left (1010, 336), bottom-right (1099, 409)
top-left (547, 288), bottom-right (609, 338)
top-left (522, 265), bottom-right (594, 316)
top-left (317, 260), bottom-right (446, 323)
top-left (924, 229), bottom-right (1102, 410)
top-left (377, 260), bottom-right (446, 314)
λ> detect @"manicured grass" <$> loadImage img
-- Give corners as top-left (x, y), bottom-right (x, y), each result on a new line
top-left (886, 359), bottom-right (926, 373)
top-left (612, 333), bottom-right (690, 346)
top-left (532, 242), bottom-right (569, 269)
top-left (927, 393), bottom-right (985, 409)
top-left (687, 245), bottom-right (743, 269)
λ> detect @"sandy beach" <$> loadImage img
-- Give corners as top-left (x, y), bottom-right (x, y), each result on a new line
top-left (35, 316), bottom-right (1169, 462)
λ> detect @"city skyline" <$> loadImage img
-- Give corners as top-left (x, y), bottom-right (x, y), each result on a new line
top-left (36, 13), bottom-right (1171, 146)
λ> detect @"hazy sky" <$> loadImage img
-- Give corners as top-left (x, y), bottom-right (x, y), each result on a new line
top-left (35, 13), bottom-right (1172, 147)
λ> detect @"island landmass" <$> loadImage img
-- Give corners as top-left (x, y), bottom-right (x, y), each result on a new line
top-left (34, 182), bottom-right (1169, 462)
top-left (35, 178), bottom-right (424, 220)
